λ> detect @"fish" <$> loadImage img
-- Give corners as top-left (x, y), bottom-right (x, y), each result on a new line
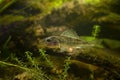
top-left (42, 29), bottom-right (96, 55)
top-left (41, 30), bottom-right (120, 79)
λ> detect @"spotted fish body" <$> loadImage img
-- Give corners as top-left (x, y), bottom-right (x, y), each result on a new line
top-left (42, 30), bottom-right (120, 79)
top-left (43, 29), bottom-right (95, 55)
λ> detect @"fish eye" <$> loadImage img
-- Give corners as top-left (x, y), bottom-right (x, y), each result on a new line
top-left (46, 38), bottom-right (52, 42)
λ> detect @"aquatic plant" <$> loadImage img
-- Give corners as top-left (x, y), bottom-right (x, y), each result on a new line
top-left (85, 0), bottom-right (100, 4)
top-left (11, 50), bottom-right (50, 80)
top-left (3, 36), bottom-right (11, 51)
top-left (59, 56), bottom-right (71, 80)
top-left (39, 49), bottom-right (53, 68)
top-left (0, 15), bottom-right (25, 25)
top-left (25, 51), bottom-right (38, 68)
top-left (92, 25), bottom-right (101, 39)
top-left (0, 0), bottom-right (17, 13)
top-left (0, 41), bottom-right (73, 80)
top-left (0, 49), bottom-right (49, 80)
top-left (0, 36), bottom-right (11, 59)
top-left (24, 51), bottom-right (49, 80)
top-left (80, 25), bottom-right (101, 42)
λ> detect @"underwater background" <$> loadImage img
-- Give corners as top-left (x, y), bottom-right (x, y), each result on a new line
top-left (0, 0), bottom-right (120, 80)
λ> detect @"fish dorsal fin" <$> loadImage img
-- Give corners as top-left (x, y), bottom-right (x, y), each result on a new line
top-left (60, 29), bottom-right (79, 39)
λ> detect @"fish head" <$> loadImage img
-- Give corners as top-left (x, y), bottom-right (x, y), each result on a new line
top-left (43, 36), bottom-right (60, 49)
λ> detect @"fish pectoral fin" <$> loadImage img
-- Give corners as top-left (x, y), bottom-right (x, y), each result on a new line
top-left (59, 47), bottom-right (66, 52)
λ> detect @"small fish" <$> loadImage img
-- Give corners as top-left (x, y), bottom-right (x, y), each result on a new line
top-left (42, 29), bottom-right (95, 55)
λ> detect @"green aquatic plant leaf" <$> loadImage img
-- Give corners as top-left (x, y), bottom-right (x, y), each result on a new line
top-left (0, 0), bottom-right (17, 13)
top-left (80, 36), bottom-right (96, 41)
top-left (0, 0), bottom-right (3, 4)
top-left (1, 36), bottom-right (12, 59)
top-left (39, 49), bottom-right (53, 68)
top-left (3, 36), bottom-right (11, 49)
top-left (0, 15), bottom-right (25, 25)
top-left (92, 25), bottom-right (101, 38)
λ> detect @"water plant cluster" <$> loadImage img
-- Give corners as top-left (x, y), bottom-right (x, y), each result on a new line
top-left (0, 47), bottom-right (72, 80)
